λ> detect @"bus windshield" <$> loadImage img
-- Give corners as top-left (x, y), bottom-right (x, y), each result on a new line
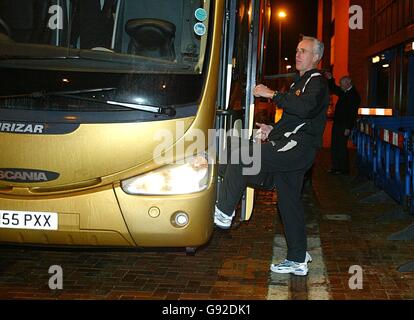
top-left (0, 0), bottom-right (211, 74)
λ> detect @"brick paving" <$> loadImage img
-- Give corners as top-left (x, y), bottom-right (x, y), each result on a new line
top-left (0, 191), bottom-right (277, 300)
top-left (313, 149), bottom-right (414, 300)
top-left (0, 148), bottom-right (414, 300)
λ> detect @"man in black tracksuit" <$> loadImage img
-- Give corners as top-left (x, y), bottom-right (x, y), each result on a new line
top-left (326, 73), bottom-right (361, 174)
top-left (214, 36), bottom-right (329, 276)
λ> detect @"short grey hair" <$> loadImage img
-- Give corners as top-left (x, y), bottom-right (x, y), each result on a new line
top-left (340, 76), bottom-right (352, 84)
top-left (340, 76), bottom-right (353, 87)
top-left (302, 36), bottom-right (324, 62)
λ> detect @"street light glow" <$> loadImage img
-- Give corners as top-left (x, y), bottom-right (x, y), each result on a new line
top-left (278, 10), bottom-right (287, 18)
top-left (277, 10), bottom-right (287, 74)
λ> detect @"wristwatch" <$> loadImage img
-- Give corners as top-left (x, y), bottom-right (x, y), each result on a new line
top-left (272, 90), bottom-right (279, 100)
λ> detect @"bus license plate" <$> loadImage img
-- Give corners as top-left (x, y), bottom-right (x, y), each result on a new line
top-left (0, 210), bottom-right (58, 230)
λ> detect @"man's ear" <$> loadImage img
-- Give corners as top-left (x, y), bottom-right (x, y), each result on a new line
top-left (312, 55), bottom-right (320, 64)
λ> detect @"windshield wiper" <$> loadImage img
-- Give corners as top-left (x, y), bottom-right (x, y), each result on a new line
top-left (1, 88), bottom-right (176, 116)
top-left (1, 87), bottom-right (116, 98)
top-left (50, 95), bottom-right (176, 116)
top-left (106, 100), bottom-right (176, 116)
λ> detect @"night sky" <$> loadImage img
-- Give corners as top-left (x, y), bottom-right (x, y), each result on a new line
top-left (266, 0), bottom-right (319, 75)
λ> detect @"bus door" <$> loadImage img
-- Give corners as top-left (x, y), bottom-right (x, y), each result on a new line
top-left (240, 0), bottom-right (263, 221)
top-left (216, 0), bottom-right (265, 222)
top-left (216, 0), bottom-right (238, 156)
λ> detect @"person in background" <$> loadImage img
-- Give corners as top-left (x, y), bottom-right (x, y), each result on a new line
top-left (324, 73), bottom-right (361, 174)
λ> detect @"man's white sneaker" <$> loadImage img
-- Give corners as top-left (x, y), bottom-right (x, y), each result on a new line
top-left (270, 259), bottom-right (309, 276)
top-left (270, 252), bottom-right (312, 276)
top-left (214, 206), bottom-right (235, 229)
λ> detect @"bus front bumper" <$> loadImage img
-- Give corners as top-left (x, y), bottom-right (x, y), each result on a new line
top-left (0, 181), bottom-right (216, 248)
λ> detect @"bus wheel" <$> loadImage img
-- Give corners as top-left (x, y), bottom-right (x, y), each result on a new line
top-left (185, 247), bottom-right (197, 255)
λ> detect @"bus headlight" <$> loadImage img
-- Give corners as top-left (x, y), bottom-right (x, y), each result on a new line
top-left (121, 154), bottom-right (210, 195)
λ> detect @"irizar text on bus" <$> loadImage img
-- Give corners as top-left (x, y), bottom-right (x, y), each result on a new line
top-left (0, 122), bottom-right (44, 134)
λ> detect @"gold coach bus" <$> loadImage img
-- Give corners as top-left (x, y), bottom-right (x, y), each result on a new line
top-left (0, 0), bottom-right (270, 252)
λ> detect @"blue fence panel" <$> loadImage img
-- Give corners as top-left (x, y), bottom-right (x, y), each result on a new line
top-left (353, 116), bottom-right (414, 215)
top-left (374, 128), bottom-right (413, 210)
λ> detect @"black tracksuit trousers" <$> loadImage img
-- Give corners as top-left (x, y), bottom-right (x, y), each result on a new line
top-left (217, 136), bottom-right (316, 263)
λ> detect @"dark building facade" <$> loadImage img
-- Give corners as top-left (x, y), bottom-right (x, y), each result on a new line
top-left (318, 0), bottom-right (414, 116)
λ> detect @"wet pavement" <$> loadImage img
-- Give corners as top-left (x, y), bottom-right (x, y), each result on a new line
top-left (0, 149), bottom-right (414, 300)
top-left (314, 150), bottom-right (414, 300)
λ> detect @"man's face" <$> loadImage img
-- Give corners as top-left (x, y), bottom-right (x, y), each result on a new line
top-left (295, 39), bottom-right (319, 73)
top-left (340, 78), bottom-right (351, 91)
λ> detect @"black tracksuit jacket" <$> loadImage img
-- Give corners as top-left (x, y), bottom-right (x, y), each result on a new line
top-left (269, 69), bottom-right (330, 149)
